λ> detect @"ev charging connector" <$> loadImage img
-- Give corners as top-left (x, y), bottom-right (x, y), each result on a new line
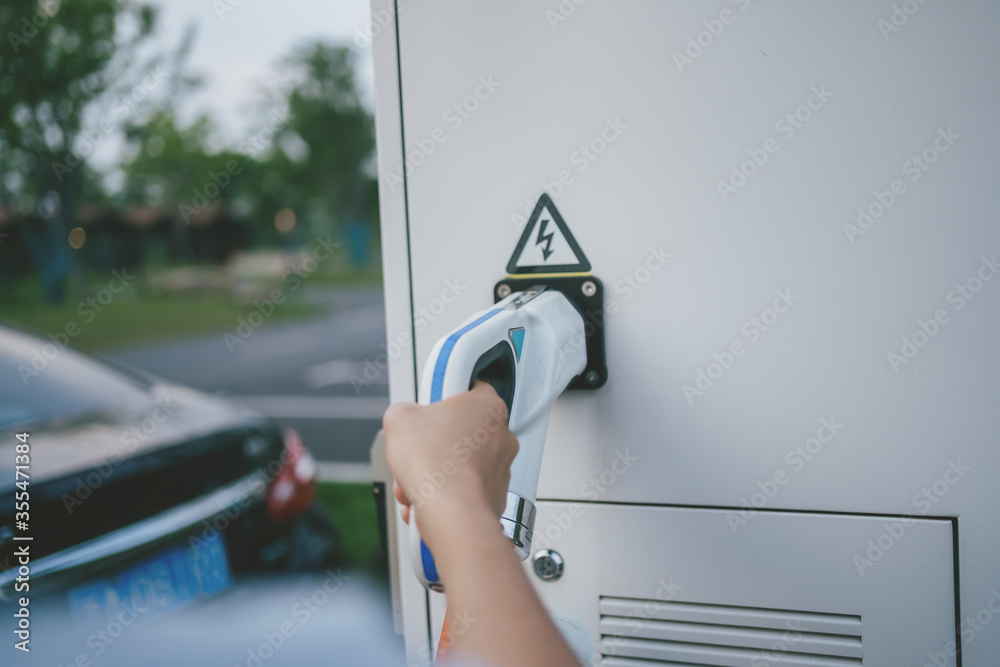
top-left (409, 284), bottom-right (605, 591)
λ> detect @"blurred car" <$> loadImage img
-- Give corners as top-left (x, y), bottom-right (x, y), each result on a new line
top-left (0, 325), bottom-right (338, 624)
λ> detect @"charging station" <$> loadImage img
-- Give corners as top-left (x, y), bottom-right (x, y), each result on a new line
top-left (370, 2), bottom-right (1000, 665)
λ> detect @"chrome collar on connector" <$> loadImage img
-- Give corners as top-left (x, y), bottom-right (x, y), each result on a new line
top-left (500, 492), bottom-right (536, 560)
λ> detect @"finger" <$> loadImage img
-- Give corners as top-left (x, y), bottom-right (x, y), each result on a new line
top-left (393, 482), bottom-right (413, 524)
top-left (471, 381), bottom-right (510, 423)
top-left (470, 380), bottom-right (498, 395)
top-left (502, 433), bottom-right (520, 467)
top-left (382, 401), bottom-right (419, 430)
top-left (393, 480), bottom-right (409, 506)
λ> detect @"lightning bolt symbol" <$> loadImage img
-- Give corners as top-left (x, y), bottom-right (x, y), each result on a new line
top-left (535, 217), bottom-right (555, 261)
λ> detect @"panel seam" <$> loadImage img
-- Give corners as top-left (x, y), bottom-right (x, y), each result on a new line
top-left (391, 0), bottom-right (430, 659)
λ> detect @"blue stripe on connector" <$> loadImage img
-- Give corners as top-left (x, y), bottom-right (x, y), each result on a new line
top-left (422, 306), bottom-right (504, 586)
top-left (430, 308), bottom-right (503, 403)
top-left (420, 539), bottom-right (439, 584)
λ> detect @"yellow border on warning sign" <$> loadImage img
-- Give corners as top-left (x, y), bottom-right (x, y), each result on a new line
top-left (503, 272), bottom-right (592, 279)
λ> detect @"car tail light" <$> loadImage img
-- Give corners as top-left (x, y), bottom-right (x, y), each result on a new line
top-left (265, 428), bottom-right (317, 522)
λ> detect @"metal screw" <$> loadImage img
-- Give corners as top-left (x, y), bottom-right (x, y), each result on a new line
top-left (584, 370), bottom-right (600, 385)
top-left (497, 284), bottom-right (511, 298)
top-left (581, 281), bottom-right (597, 297)
top-left (532, 549), bottom-right (564, 581)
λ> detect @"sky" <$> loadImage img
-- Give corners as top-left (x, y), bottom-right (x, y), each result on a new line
top-left (92, 0), bottom-right (376, 184)
top-left (151, 0), bottom-right (376, 133)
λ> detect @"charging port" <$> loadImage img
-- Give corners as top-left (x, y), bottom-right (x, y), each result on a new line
top-left (494, 276), bottom-right (607, 389)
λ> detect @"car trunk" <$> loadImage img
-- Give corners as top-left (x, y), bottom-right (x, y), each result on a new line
top-left (0, 382), bottom-right (284, 583)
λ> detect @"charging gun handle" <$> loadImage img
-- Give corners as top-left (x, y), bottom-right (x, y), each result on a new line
top-left (408, 306), bottom-right (516, 592)
top-left (406, 290), bottom-right (586, 592)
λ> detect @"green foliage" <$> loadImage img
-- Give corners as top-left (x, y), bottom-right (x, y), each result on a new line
top-left (1, 273), bottom-right (322, 351)
top-left (316, 481), bottom-right (384, 577)
top-left (121, 111), bottom-right (247, 216)
top-left (119, 41), bottom-right (378, 249)
top-left (1, 4), bottom-right (379, 303)
top-left (238, 42), bottom-right (378, 243)
top-left (279, 42), bottom-right (375, 217)
top-left (0, 0), bottom-right (159, 303)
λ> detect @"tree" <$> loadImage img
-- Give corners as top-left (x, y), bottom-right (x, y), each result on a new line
top-left (0, 0), bottom-right (157, 303)
top-left (120, 40), bottom-right (378, 258)
top-left (121, 111), bottom-right (244, 216)
top-left (254, 42), bottom-right (378, 251)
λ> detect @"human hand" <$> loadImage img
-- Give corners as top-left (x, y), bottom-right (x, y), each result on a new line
top-left (384, 383), bottom-right (580, 667)
top-left (383, 382), bottom-right (518, 550)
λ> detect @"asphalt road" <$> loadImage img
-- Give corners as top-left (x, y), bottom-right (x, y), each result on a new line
top-left (108, 286), bottom-right (392, 472)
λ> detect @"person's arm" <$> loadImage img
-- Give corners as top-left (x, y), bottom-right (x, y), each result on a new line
top-left (383, 383), bottom-right (579, 667)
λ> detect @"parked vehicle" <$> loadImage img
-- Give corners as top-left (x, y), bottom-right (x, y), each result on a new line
top-left (0, 325), bottom-right (337, 624)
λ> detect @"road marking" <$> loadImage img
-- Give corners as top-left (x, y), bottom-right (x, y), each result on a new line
top-left (237, 328), bottom-right (321, 363)
top-left (316, 462), bottom-right (373, 483)
top-left (234, 395), bottom-right (389, 419)
top-left (304, 358), bottom-right (387, 388)
top-left (342, 305), bottom-right (386, 332)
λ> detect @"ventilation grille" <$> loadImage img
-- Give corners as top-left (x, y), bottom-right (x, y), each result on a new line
top-left (600, 596), bottom-right (862, 666)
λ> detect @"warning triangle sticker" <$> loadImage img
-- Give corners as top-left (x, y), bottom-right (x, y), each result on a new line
top-left (506, 194), bottom-right (591, 274)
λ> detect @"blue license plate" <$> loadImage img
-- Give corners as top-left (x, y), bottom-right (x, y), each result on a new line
top-left (67, 531), bottom-right (232, 624)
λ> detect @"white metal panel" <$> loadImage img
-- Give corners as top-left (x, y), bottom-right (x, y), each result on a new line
top-left (374, 1), bottom-right (1000, 663)
top-left (370, 0), bottom-right (430, 662)
top-left (530, 502), bottom-right (956, 666)
top-left (394, 0), bottom-right (1000, 512)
